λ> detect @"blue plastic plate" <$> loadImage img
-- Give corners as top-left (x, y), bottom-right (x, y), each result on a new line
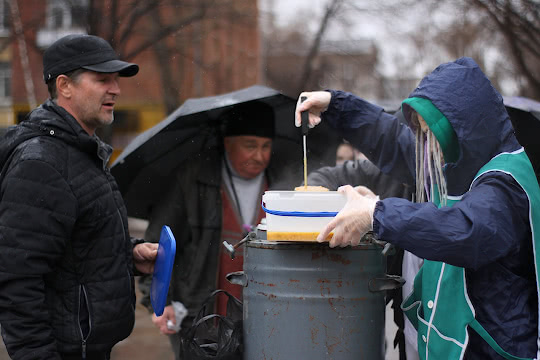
top-left (150, 225), bottom-right (176, 316)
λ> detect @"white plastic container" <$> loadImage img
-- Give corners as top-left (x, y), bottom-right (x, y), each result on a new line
top-left (262, 191), bottom-right (347, 241)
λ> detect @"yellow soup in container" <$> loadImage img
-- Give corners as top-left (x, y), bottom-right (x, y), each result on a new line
top-left (262, 191), bottom-right (346, 242)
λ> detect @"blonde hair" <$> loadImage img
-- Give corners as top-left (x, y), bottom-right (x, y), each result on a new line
top-left (412, 112), bottom-right (447, 206)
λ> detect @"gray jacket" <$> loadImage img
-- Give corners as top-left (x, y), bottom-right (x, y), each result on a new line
top-left (307, 159), bottom-right (412, 199)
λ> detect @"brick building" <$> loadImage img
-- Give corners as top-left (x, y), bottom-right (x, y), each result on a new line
top-left (7, 0), bottom-right (261, 158)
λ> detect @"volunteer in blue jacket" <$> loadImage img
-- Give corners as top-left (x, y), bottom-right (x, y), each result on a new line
top-left (295, 57), bottom-right (540, 360)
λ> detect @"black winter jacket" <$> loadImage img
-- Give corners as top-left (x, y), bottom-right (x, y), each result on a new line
top-left (139, 148), bottom-right (225, 324)
top-left (0, 100), bottom-right (136, 359)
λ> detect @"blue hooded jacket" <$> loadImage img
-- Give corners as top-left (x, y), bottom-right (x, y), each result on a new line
top-left (322, 57), bottom-right (537, 359)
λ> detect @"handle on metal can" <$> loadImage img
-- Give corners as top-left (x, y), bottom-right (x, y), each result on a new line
top-left (368, 275), bottom-right (405, 293)
top-left (223, 231), bottom-right (255, 259)
top-left (226, 271), bottom-right (248, 287)
top-left (361, 232), bottom-right (395, 256)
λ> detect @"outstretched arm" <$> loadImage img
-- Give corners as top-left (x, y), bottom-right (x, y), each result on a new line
top-left (296, 90), bottom-right (416, 185)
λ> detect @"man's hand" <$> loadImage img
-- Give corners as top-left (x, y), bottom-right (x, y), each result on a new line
top-left (295, 91), bottom-right (331, 129)
top-left (152, 305), bottom-right (177, 335)
top-left (317, 185), bottom-right (378, 248)
top-left (133, 242), bottom-right (158, 274)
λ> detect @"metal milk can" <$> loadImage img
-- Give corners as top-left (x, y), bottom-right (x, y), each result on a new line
top-left (226, 228), bottom-right (403, 360)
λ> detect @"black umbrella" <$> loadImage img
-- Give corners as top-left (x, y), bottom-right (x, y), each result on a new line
top-left (504, 96), bottom-right (540, 179)
top-left (111, 85), bottom-right (341, 219)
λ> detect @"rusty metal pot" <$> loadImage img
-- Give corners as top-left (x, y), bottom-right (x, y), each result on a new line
top-left (225, 229), bottom-right (403, 360)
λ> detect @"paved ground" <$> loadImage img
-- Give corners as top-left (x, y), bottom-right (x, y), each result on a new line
top-left (0, 301), bottom-right (400, 360)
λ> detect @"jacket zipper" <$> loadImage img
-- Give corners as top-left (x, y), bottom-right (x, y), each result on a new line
top-left (115, 198), bottom-right (134, 309)
top-left (106, 171), bottom-right (135, 307)
top-left (104, 168), bottom-right (131, 270)
top-left (78, 285), bottom-right (92, 360)
top-left (105, 169), bottom-right (130, 263)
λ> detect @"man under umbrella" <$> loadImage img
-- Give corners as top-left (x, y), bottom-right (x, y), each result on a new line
top-left (139, 101), bottom-right (276, 359)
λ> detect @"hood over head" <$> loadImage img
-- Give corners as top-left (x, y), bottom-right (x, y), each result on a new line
top-left (401, 57), bottom-right (520, 195)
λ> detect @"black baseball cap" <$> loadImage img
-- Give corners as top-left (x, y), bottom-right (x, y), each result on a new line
top-left (43, 34), bottom-right (139, 83)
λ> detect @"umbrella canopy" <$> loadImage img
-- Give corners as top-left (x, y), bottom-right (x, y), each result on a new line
top-left (504, 96), bottom-right (540, 178)
top-left (504, 96), bottom-right (540, 116)
top-left (111, 85), bottom-right (341, 219)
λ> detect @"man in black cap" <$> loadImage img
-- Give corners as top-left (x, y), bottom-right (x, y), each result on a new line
top-left (0, 34), bottom-right (157, 359)
top-left (138, 101), bottom-right (276, 359)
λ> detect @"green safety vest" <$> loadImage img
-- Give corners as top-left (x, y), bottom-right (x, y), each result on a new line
top-left (402, 149), bottom-right (540, 360)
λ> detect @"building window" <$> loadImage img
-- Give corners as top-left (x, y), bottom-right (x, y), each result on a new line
top-left (51, 6), bottom-right (65, 28)
top-left (37, 0), bottom-right (89, 48)
top-left (0, 0), bottom-right (9, 36)
top-left (71, 2), bottom-right (88, 28)
top-left (0, 62), bottom-right (11, 100)
top-left (46, 0), bottom-right (88, 30)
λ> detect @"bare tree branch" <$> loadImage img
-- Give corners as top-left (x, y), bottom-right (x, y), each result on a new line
top-left (470, 0), bottom-right (540, 96)
top-left (121, 7), bottom-right (208, 60)
top-left (108, 0), bottom-right (119, 46)
top-left (473, 0), bottom-right (540, 57)
top-left (295, 0), bottom-right (343, 95)
top-left (149, 3), bottom-right (180, 114)
top-left (116, 0), bottom-right (161, 52)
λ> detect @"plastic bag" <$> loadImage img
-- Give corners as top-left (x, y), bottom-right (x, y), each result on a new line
top-left (180, 289), bottom-right (243, 360)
